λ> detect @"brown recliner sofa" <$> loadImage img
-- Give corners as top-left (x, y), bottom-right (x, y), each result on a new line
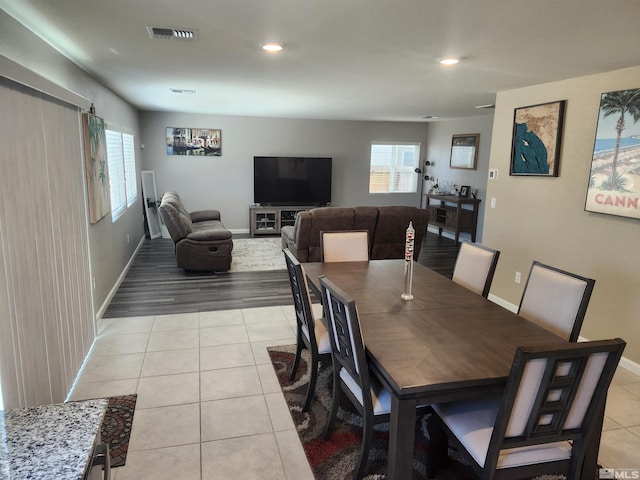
top-left (281, 205), bottom-right (429, 262)
top-left (158, 192), bottom-right (233, 271)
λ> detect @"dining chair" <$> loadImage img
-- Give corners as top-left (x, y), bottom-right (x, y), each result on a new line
top-left (283, 249), bottom-right (332, 412)
top-left (427, 338), bottom-right (626, 480)
top-left (451, 241), bottom-right (500, 298)
top-left (320, 275), bottom-right (430, 480)
top-left (518, 261), bottom-right (596, 342)
top-left (320, 230), bottom-right (369, 263)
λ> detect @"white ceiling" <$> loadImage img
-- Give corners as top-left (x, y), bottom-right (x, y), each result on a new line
top-left (3, 0), bottom-right (640, 122)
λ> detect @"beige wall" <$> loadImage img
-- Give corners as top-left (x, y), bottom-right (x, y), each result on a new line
top-left (484, 65), bottom-right (640, 365)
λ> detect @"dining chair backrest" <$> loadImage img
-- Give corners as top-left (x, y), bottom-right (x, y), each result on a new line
top-left (518, 261), bottom-right (595, 342)
top-left (283, 248), bottom-right (317, 347)
top-left (319, 275), bottom-right (372, 410)
top-left (321, 230), bottom-right (369, 263)
top-left (484, 338), bottom-right (625, 475)
top-left (451, 241), bottom-right (500, 298)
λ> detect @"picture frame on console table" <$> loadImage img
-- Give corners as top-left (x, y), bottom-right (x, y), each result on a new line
top-left (584, 87), bottom-right (640, 220)
top-left (166, 127), bottom-right (222, 156)
top-left (458, 185), bottom-right (471, 198)
top-left (510, 100), bottom-right (565, 177)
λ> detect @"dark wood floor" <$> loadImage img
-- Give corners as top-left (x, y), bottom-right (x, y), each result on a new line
top-left (103, 231), bottom-right (460, 318)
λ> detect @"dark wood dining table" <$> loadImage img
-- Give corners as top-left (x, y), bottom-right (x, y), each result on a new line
top-left (302, 259), bottom-right (588, 480)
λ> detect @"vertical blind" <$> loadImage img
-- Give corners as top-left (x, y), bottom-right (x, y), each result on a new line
top-left (0, 77), bottom-right (94, 408)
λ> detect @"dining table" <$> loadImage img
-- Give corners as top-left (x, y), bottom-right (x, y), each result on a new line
top-left (302, 259), bottom-right (599, 480)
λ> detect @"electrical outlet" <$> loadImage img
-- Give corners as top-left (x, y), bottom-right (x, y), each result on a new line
top-left (127, 234), bottom-right (130, 244)
top-left (490, 197), bottom-right (496, 208)
top-left (515, 271), bottom-right (521, 284)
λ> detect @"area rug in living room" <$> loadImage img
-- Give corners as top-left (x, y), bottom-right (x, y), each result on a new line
top-left (230, 237), bottom-right (285, 272)
top-left (268, 345), bottom-right (567, 480)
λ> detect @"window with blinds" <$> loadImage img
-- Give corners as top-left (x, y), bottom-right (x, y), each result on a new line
top-left (106, 129), bottom-right (137, 221)
top-left (369, 142), bottom-right (420, 193)
top-left (123, 133), bottom-right (137, 207)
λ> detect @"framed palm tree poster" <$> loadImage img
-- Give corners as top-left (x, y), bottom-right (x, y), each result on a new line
top-left (585, 88), bottom-right (640, 220)
top-left (82, 113), bottom-right (110, 223)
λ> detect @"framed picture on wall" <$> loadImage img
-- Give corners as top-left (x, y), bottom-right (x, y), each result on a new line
top-left (450, 133), bottom-right (479, 169)
top-left (82, 113), bottom-right (111, 223)
top-left (166, 127), bottom-right (222, 156)
top-left (510, 100), bottom-right (565, 176)
top-left (584, 88), bottom-right (640, 220)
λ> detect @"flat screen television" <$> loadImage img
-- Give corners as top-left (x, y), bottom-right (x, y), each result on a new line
top-left (253, 156), bottom-right (332, 206)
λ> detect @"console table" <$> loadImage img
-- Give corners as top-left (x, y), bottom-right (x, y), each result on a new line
top-left (249, 205), bottom-right (311, 237)
top-left (426, 194), bottom-right (481, 243)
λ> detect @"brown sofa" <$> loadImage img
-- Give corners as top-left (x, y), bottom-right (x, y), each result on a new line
top-left (158, 192), bottom-right (233, 271)
top-left (281, 206), bottom-right (429, 262)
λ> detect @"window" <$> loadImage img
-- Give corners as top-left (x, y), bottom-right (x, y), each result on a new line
top-left (369, 142), bottom-right (420, 193)
top-left (105, 129), bottom-right (137, 222)
top-left (123, 133), bottom-right (137, 207)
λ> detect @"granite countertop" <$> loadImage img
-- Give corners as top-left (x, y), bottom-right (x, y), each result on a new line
top-left (0, 399), bottom-right (108, 480)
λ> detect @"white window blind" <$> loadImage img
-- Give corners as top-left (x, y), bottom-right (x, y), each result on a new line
top-left (106, 129), bottom-right (126, 221)
top-left (123, 133), bottom-right (137, 207)
top-left (369, 142), bottom-right (420, 193)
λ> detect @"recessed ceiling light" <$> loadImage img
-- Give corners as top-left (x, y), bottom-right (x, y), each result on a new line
top-left (422, 115), bottom-right (440, 119)
top-left (439, 57), bottom-right (459, 65)
top-left (262, 43), bottom-right (283, 53)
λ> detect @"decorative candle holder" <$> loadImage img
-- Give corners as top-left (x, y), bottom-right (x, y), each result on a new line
top-left (401, 221), bottom-right (415, 300)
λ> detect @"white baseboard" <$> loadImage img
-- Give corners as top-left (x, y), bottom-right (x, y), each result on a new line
top-left (488, 293), bottom-right (640, 376)
top-left (96, 235), bottom-right (146, 326)
top-left (487, 293), bottom-right (519, 313)
top-left (427, 225), bottom-right (455, 240)
top-left (426, 225), bottom-right (474, 242)
top-left (617, 356), bottom-right (640, 377)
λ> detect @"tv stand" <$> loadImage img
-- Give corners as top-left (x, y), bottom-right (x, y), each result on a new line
top-left (249, 205), bottom-right (312, 237)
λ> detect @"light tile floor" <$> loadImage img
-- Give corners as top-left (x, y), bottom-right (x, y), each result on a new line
top-left (69, 306), bottom-right (640, 478)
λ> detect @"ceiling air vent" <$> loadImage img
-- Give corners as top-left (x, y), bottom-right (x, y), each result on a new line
top-left (170, 88), bottom-right (197, 95)
top-left (147, 26), bottom-right (198, 41)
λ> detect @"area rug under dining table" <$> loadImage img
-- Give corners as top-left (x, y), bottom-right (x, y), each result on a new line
top-left (268, 345), bottom-right (567, 480)
top-left (268, 345), bottom-right (474, 479)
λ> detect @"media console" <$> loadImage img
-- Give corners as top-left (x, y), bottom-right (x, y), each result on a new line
top-left (249, 205), bottom-right (312, 237)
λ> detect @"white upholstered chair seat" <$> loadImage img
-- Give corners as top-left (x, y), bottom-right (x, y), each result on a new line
top-left (302, 319), bottom-right (332, 354)
top-left (340, 367), bottom-right (391, 415)
top-left (433, 397), bottom-right (572, 469)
